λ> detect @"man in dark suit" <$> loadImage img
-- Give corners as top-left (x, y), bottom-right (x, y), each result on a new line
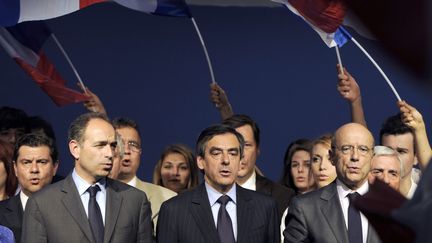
top-left (157, 124), bottom-right (280, 243)
top-left (284, 123), bottom-right (381, 243)
top-left (21, 112), bottom-right (153, 243)
top-left (222, 114), bottom-right (295, 222)
top-left (0, 133), bottom-right (59, 243)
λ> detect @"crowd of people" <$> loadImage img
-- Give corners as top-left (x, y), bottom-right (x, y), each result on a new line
top-left (0, 65), bottom-right (430, 242)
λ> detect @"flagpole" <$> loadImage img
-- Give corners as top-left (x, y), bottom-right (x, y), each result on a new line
top-left (335, 45), bottom-right (344, 75)
top-left (51, 34), bottom-right (88, 94)
top-left (350, 37), bottom-right (402, 101)
top-left (190, 17), bottom-right (216, 84)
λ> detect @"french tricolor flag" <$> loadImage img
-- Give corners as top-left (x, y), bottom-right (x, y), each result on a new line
top-left (0, 21), bottom-right (89, 106)
top-left (0, 0), bottom-right (191, 27)
top-left (272, 0), bottom-right (352, 47)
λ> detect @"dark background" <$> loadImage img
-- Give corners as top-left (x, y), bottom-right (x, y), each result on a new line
top-left (1, 4), bottom-right (430, 182)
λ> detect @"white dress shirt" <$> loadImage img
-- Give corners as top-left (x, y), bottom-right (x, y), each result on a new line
top-left (406, 177), bottom-right (418, 199)
top-left (238, 170), bottom-right (256, 191)
top-left (205, 182), bottom-right (238, 240)
top-left (19, 191), bottom-right (29, 210)
top-left (72, 169), bottom-right (107, 225)
top-left (126, 176), bottom-right (138, 188)
top-left (336, 179), bottom-right (369, 243)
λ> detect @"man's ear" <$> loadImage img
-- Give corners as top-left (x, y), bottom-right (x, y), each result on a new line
top-left (197, 156), bottom-right (205, 170)
top-left (69, 140), bottom-right (80, 160)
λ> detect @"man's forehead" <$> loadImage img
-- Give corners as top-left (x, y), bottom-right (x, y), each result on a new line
top-left (206, 133), bottom-right (239, 148)
top-left (17, 145), bottom-right (51, 158)
top-left (381, 133), bottom-right (414, 148)
top-left (83, 120), bottom-right (116, 142)
top-left (116, 127), bottom-right (140, 141)
top-left (372, 156), bottom-right (400, 169)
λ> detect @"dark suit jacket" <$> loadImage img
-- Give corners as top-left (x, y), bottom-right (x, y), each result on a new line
top-left (0, 195), bottom-right (23, 243)
top-left (284, 181), bottom-right (381, 243)
top-left (156, 183), bottom-right (280, 243)
top-left (255, 173), bottom-right (295, 222)
top-left (21, 175), bottom-right (153, 243)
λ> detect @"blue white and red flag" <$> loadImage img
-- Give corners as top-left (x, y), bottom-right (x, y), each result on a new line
top-left (0, 21), bottom-right (89, 106)
top-left (0, 0), bottom-right (191, 27)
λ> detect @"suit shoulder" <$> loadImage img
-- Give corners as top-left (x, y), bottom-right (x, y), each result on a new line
top-left (239, 186), bottom-right (277, 207)
top-left (108, 178), bottom-right (148, 199)
top-left (136, 179), bottom-right (177, 199)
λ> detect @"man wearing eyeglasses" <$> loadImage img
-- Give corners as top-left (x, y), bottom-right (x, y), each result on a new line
top-left (112, 117), bottom-right (177, 232)
top-left (284, 123), bottom-right (381, 243)
top-left (157, 124), bottom-right (279, 243)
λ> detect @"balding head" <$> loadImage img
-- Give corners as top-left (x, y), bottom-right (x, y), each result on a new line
top-left (331, 123), bottom-right (375, 190)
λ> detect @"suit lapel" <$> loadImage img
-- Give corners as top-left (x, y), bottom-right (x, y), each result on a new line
top-left (190, 184), bottom-right (219, 243)
top-left (3, 195), bottom-right (23, 227)
top-left (255, 174), bottom-right (271, 195)
top-left (321, 183), bottom-right (349, 243)
top-left (103, 179), bottom-right (122, 243)
top-left (236, 186), bottom-right (253, 243)
top-left (61, 175), bottom-right (95, 243)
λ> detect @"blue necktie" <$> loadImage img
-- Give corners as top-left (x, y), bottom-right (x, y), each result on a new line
top-left (87, 185), bottom-right (104, 243)
top-left (348, 192), bottom-right (362, 243)
top-left (217, 195), bottom-right (235, 243)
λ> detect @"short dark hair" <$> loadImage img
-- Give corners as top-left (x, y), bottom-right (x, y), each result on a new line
top-left (196, 124), bottom-right (245, 158)
top-left (13, 133), bottom-right (59, 163)
top-left (222, 114), bottom-right (260, 147)
top-left (112, 117), bottom-right (141, 138)
top-left (379, 114), bottom-right (414, 144)
top-left (0, 106), bottom-right (28, 131)
top-left (68, 112), bottom-right (110, 143)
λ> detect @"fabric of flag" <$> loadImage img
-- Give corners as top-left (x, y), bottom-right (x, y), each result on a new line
top-left (272, 0), bottom-right (352, 48)
top-left (0, 0), bottom-right (191, 27)
top-left (0, 21), bottom-right (89, 106)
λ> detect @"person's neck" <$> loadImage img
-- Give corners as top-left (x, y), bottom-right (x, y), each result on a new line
top-left (118, 174), bottom-right (134, 184)
top-left (400, 171), bottom-right (413, 197)
top-left (0, 186), bottom-right (7, 200)
top-left (237, 170), bottom-right (254, 185)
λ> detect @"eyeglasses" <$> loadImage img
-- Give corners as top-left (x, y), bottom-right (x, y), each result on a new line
top-left (124, 141), bottom-right (141, 153)
top-left (335, 145), bottom-right (371, 155)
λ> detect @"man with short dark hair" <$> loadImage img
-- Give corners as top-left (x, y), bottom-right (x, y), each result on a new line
top-left (157, 124), bottom-right (280, 243)
top-left (380, 114), bottom-right (418, 198)
top-left (0, 133), bottom-right (59, 243)
top-left (112, 117), bottom-right (177, 230)
top-left (284, 123), bottom-right (381, 243)
top-left (21, 112), bottom-right (153, 243)
top-left (222, 114), bottom-right (295, 222)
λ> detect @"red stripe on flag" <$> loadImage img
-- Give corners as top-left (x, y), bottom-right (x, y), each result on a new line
top-left (14, 53), bottom-right (89, 107)
top-left (288, 0), bottom-right (347, 33)
top-left (80, 0), bottom-right (107, 9)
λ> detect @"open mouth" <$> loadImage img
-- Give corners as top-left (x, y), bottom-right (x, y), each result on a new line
top-left (121, 159), bottom-right (131, 167)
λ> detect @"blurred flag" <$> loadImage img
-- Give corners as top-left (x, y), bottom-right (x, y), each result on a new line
top-left (0, 0), bottom-right (191, 27)
top-left (272, 0), bottom-right (356, 47)
top-left (0, 21), bottom-right (89, 106)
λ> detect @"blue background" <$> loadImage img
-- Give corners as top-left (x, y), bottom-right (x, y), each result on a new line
top-left (1, 4), bottom-right (430, 183)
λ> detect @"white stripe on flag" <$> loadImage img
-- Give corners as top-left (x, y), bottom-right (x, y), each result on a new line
top-left (0, 27), bottom-right (40, 66)
top-left (19, 0), bottom-right (80, 23)
top-left (114, 0), bottom-right (157, 13)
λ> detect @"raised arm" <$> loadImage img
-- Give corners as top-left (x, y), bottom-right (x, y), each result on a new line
top-left (399, 100), bottom-right (432, 169)
top-left (210, 83), bottom-right (234, 120)
top-left (336, 65), bottom-right (367, 127)
top-left (77, 83), bottom-right (107, 115)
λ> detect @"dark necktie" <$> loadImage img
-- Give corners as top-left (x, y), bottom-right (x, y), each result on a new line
top-left (217, 195), bottom-right (235, 243)
top-left (347, 192), bottom-right (362, 243)
top-left (87, 185), bottom-right (104, 243)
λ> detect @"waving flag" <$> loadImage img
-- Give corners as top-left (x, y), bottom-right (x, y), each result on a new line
top-left (0, 0), bottom-right (191, 27)
top-left (272, 0), bottom-right (351, 47)
top-left (0, 21), bottom-right (89, 106)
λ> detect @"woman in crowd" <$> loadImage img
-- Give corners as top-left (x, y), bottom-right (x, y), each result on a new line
top-left (153, 144), bottom-right (199, 193)
top-left (0, 140), bottom-right (17, 201)
top-left (310, 134), bottom-right (337, 188)
top-left (280, 139), bottom-right (315, 194)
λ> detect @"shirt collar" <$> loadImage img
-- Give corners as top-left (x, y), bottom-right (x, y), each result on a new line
top-left (72, 169), bottom-right (107, 196)
top-left (336, 178), bottom-right (369, 199)
top-left (126, 176), bottom-right (138, 187)
top-left (239, 170), bottom-right (256, 190)
top-left (205, 182), bottom-right (237, 207)
top-left (19, 191), bottom-right (29, 210)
